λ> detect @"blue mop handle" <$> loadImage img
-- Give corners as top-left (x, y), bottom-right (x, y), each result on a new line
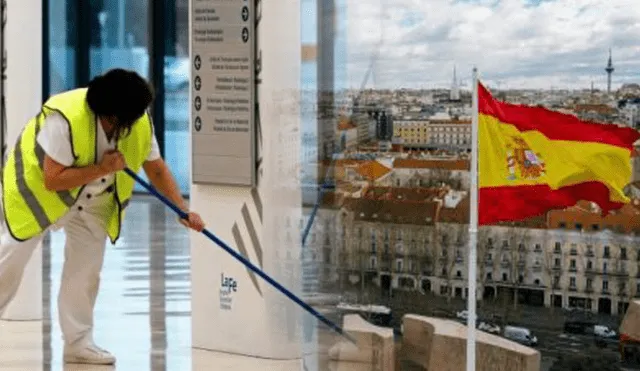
top-left (123, 168), bottom-right (356, 344)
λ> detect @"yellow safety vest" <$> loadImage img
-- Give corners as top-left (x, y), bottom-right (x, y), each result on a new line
top-left (2, 88), bottom-right (153, 243)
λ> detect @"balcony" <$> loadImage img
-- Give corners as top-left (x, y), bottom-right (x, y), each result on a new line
top-left (585, 286), bottom-right (594, 294)
top-left (552, 283), bottom-right (561, 290)
top-left (532, 265), bottom-right (542, 273)
top-left (568, 286), bottom-right (577, 292)
top-left (602, 289), bottom-right (610, 295)
top-left (517, 260), bottom-right (526, 268)
top-left (501, 260), bottom-right (511, 268)
top-left (586, 250), bottom-right (595, 258)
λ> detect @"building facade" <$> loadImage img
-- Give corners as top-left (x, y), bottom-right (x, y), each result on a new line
top-left (303, 185), bottom-right (640, 316)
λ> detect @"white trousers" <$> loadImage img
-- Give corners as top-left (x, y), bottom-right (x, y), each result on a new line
top-left (0, 212), bottom-right (107, 347)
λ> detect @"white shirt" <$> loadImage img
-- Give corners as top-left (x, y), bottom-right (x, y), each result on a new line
top-left (35, 112), bottom-right (161, 236)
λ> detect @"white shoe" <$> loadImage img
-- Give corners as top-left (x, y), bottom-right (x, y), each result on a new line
top-left (63, 343), bottom-right (116, 365)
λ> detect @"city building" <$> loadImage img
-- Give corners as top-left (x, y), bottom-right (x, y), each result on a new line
top-left (313, 184), bottom-right (640, 316)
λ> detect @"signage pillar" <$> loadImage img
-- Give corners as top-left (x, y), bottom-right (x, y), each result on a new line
top-left (1, 0), bottom-right (43, 321)
top-left (190, 0), bottom-right (304, 359)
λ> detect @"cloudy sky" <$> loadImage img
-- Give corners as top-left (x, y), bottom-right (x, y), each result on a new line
top-left (303, 0), bottom-right (640, 90)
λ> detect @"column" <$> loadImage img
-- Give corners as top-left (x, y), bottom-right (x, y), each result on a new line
top-left (190, 0), bottom-right (304, 360)
top-left (1, 0), bottom-right (43, 321)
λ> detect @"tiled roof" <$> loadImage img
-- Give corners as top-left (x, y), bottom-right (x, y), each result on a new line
top-left (362, 186), bottom-right (449, 202)
top-left (344, 198), bottom-right (440, 226)
top-left (429, 120), bottom-right (471, 125)
top-left (573, 104), bottom-right (616, 114)
top-left (393, 158), bottom-right (470, 170)
top-left (355, 161), bottom-right (393, 181)
top-left (337, 116), bottom-right (357, 131)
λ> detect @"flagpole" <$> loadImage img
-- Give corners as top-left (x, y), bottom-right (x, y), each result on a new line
top-left (466, 67), bottom-right (479, 371)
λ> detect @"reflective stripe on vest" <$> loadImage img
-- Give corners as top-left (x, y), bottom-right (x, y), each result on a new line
top-left (2, 88), bottom-right (152, 243)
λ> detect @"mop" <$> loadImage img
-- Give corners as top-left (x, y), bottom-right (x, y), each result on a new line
top-left (124, 168), bottom-right (356, 344)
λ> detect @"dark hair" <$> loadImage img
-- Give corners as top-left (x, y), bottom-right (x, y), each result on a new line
top-left (86, 68), bottom-right (154, 137)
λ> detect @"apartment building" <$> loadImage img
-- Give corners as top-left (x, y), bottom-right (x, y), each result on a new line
top-left (307, 185), bottom-right (640, 316)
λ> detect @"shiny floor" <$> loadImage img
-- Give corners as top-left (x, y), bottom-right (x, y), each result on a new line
top-left (0, 196), bottom-right (360, 371)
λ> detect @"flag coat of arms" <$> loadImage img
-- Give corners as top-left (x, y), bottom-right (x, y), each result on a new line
top-left (478, 82), bottom-right (640, 225)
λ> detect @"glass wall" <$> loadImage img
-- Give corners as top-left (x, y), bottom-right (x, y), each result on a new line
top-left (46, 0), bottom-right (190, 194)
top-left (48, 0), bottom-right (76, 95)
top-left (88, 0), bottom-right (149, 79)
top-left (164, 0), bottom-right (190, 194)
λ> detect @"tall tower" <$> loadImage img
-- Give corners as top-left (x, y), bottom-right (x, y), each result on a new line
top-left (606, 48), bottom-right (615, 94)
top-left (450, 65), bottom-right (460, 101)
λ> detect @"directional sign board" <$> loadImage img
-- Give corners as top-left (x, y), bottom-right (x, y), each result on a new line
top-left (191, 0), bottom-right (256, 186)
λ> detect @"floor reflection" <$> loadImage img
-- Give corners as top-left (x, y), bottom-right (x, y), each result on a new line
top-left (0, 197), bottom-right (395, 371)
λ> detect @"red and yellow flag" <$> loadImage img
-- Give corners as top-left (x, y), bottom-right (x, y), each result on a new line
top-left (478, 82), bottom-right (640, 225)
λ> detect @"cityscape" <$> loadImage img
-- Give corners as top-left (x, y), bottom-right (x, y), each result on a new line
top-left (297, 50), bottom-right (640, 370)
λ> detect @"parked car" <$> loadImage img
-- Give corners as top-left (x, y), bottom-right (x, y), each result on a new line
top-left (564, 319), bottom-right (596, 334)
top-left (503, 326), bottom-right (538, 347)
top-left (456, 310), bottom-right (468, 320)
top-left (478, 321), bottom-right (501, 335)
top-left (593, 325), bottom-right (617, 338)
top-left (593, 325), bottom-right (619, 349)
top-left (336, 303), bottom-right (392, 327)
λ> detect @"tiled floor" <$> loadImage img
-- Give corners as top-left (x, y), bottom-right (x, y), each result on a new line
top-left (0, 196), bottom-right (355, 371)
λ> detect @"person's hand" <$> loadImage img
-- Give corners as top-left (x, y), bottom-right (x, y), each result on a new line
top-left (179, 211), bottom-right (205, 232)
top-left (99, 150), bottom-right (126, 173)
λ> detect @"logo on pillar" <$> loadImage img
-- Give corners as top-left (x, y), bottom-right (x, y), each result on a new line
top-left (219, 273), bottom-right (238, 311)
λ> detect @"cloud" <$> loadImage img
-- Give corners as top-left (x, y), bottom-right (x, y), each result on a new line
top-left (338, 0), bottom-right (640, 89)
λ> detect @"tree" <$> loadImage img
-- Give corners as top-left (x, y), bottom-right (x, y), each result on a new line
top-left (611, 233), bottom-right (634, 315)
top-left (503, 225), bottom-right (531, 309)
top-left (544, 231), bottom-right (566, 314)
top-left (580, 232), bottom-right (599, 312)
top-left (477, 226), bottom-right (497, 308)
top-left (436, 223), bottom-right (468, 304)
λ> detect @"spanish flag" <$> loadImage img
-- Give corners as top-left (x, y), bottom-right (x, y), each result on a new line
top-left (478, 82), bottom-right (640, 225)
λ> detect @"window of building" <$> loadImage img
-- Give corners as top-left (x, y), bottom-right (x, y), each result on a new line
top-left (575, 223), bottom-right (583, 230)
top-left (604, 246), bottom-right (611, 258)
top-left (554, 242), bottom-right (562, 253)
top-left (456, 270), bottom-right (462, 278)
top-left (621, 247), bottom-right (628, 260)
top-left (558, 222), bottom-right (566, 228)
top-left (396, 259), bottom-right (403, 272)
top-left (370, 257), bottom-right (377, 269)
top-left (603, 280), bottom-right (609, 291)
top-left (570, 259), bottom-right (576, 270)
top-left (587, 278), bottom-right (593, 289)
top-left (502, 273), bottom-right (508, 281)
top-left (570, 277), bottom-right (576, 287)
top-left (554, 258), bottom-right (561, 267)
top-left (486, 272), bottom-right (492, 281)
top-left (440, 285), bottom-right (449, 295)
